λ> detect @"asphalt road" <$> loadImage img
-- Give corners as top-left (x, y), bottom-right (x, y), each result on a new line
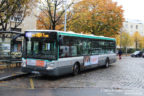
top-left (0, 56), bottom-right (144, 96)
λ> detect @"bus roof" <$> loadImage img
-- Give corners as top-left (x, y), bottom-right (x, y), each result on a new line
top-left (58, 31), bottom-right (115, 41)
top-left (26, 30), bottom-right (115, 41)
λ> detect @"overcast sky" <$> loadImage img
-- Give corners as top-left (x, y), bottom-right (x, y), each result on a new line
top-left (113, 0), bottom-right (144, 21)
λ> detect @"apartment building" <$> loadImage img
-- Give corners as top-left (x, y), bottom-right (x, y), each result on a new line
top-left (0, 1), bottom-right (38, 33)
top-left (10, 8), bottom-right (37, 33)
top-left (123, 19), bottom-right (144, 36)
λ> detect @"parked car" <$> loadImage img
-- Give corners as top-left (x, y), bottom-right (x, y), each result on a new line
top-left (131, 51), bottom-right (142, 57)
top-left (142, 52), bottom-right (144, 58)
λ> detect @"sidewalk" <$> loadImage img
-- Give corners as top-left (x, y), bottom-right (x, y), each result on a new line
top-left (0, 67), bottom-right (21, 78)
top-left (0, 67), bottom-right (28, 81)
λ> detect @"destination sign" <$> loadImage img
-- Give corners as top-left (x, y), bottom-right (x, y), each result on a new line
top-left (32, 33), bottom-right (49, 38)
top-left (26, 32), bottom-right (49, 38)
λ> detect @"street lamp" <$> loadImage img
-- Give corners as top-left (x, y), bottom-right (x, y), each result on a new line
top-left (64, 0), bottom-right (67, 32)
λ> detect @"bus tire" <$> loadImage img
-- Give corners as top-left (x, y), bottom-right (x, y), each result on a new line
top-left (72, 64), bottom-right (80, 76)
top-left (105, 59), bottom-right (109, 68)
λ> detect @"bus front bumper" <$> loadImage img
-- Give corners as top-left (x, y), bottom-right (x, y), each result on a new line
top-left (21, 65), bottom-right (73, 76)
top-left (21, 67), bottom-right (60, 76)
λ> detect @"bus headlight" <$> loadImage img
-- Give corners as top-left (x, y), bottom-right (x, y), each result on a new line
top-left (46, 63), bottom-right (55, 70)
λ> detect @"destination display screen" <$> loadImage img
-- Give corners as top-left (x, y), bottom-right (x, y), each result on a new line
top-left (26, 32), bottom-right (49, 38)
top-left (32, 33), bottom-right (49, 38)
top-left (25, 31), bottom-right (57, 39)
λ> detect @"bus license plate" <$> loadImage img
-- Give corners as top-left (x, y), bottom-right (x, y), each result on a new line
top-left (32, 71), bottom-right (40, 74)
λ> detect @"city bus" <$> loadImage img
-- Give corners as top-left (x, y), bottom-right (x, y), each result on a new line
top-left (21, 30), bottom-right (117, 76)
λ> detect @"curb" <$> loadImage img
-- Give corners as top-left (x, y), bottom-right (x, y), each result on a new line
top-left (0, 73), bottom-right (29, 81)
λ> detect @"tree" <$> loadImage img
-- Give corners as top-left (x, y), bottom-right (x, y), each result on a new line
top-left (115, 35), bottom-right (120, 47)
top-left (121, 31), bottom-right (133, 55)
top-left (37, 0), bottom-right (75, 30)
top-left (37, 11), bottom-right (52, 29)
top-left (133, 31), bottom-right (141, 50)
top-left (0, 0), bottom-right (37, 31)
top-left (67, 0), bottom-right (124, 37)
top-left (115, 30), bottom-right (133, 55)
top-left (139, 36), bottom-right (144, 49)
top-left (37, 9), bottom-right (72, 30)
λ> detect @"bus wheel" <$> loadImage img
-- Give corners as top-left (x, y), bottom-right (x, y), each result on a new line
top-left (72, 64), bottom-right (79, 76)
top-left (105, 60), bottom-right (109, 68)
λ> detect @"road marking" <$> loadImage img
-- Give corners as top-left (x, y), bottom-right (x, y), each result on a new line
top-left (30, 78), bottom-right (35, 89)
top-left (12, 73), bottom-right (16, 76)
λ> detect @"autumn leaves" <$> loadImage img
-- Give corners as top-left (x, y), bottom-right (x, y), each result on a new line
top-left (37, 0), bottom-right (124, 37)
top-left (68, 0), bottom-right (124, 37)
top-left (116, 31), bottom-right (144, 50)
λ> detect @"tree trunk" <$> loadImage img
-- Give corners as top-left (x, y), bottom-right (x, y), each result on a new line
top-left (125, 47), bottom-right (127, 56)
top-left (52, 22), bottom-right (56, 30)
top-left (136, 40), bottom-right (138, 50)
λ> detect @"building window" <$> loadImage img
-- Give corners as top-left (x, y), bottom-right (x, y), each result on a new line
top-left (10, 13), bottom-right (22, 22)
top-left (125, 24), bottom-right (128, 28)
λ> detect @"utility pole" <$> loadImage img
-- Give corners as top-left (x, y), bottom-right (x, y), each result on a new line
top-left (64, 0), bottom-right (67, 32)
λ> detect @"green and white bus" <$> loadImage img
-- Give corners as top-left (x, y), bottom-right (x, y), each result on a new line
top-left (21, 30), bottom-right (116, 76)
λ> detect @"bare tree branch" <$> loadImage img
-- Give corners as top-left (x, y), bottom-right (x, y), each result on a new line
top-left (37, 0), bottom-right (75, 30)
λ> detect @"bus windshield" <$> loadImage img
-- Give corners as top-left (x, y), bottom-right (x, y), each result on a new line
top-left (26, 39), bottom-right (57, 60)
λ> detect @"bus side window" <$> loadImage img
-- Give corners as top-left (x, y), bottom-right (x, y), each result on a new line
top-left (105, 41), bottom-right (110, 54)
top-left (82, 40), bottom-right (91, 55)
top-left (70, 46), bottom-right (77, 56)
top-left (59, 46), bottom-right (69, 57)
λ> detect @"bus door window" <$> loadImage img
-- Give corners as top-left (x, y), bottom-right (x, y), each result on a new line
top-left (28, 41), bottom-right (40, 55)
top-left (27, 41), bottom-right (32, 55)
top-left (33, 42), bottom-right (39, 55)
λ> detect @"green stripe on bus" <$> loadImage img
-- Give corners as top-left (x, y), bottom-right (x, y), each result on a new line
top-left (58, 32), bottom-right (115, 41)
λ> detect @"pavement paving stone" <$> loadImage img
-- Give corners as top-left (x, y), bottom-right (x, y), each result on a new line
top-left (0, 67), bottom-right (22, 78)
top-left (1, 56), bottom-right (144, 90)
top-left (0, 88), bottom-right (144, 96)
